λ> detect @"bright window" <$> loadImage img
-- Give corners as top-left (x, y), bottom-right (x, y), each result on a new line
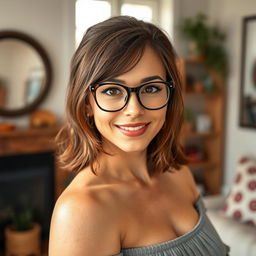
top-left (121, 3), bottom-right (153, 22)
top-left (75, 0), bottom-right (111, 46)
top-left (75, 0), bottom-right (159, 46)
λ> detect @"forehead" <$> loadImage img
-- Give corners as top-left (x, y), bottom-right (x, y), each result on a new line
top-left (114, 45), bottom-right (166, 85)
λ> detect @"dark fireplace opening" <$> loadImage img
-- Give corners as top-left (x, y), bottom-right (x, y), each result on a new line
top-left (0, 152), bottom-right (55, 252)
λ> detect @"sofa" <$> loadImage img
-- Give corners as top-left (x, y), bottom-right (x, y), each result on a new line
top-left (203, 194), bottom-right (256, 256)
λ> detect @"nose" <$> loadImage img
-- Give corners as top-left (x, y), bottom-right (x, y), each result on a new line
top-left (123, 92), bottom-right (144, 116)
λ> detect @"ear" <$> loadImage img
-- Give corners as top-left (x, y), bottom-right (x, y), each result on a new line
top-left (85, 95), bottom-right (93, 116)
top-left (85, 106), bottom-right (94, 118)
top-left (85, 104), bottom-right (93, 117)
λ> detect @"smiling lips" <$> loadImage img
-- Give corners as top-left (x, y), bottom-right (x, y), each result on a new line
top-left (115, 123), bottom-right (150, 137)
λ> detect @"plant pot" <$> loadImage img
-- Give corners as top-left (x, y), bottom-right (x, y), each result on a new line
top-left (5, 222), bottom-right (41, 256)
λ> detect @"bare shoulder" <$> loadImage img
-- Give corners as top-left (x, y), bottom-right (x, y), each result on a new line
top-left (49, 178), bottom-right (121, 256)
top-left (173, 165), bottom-right (200, 200)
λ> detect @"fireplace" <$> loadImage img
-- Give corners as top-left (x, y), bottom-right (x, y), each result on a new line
top-left (0, 152), bottom-right (55, 253)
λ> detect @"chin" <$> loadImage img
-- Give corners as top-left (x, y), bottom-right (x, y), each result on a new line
top-left (109, 140), bottom-right (149, 154)
top-left (120, 146), bottom-right (147, 153)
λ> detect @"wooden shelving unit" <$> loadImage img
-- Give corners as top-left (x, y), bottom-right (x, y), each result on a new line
top-left (177, 58), bottom-right (226, 195)
top-left (185, 131), bottom-right (219, 139)
top-left (188, 161), bottom-right (216, 170)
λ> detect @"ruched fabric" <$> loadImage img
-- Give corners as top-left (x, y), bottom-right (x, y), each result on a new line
top-left (113, 197), bottom-right (230, 256)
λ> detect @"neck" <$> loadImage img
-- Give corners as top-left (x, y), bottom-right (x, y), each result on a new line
top-left (95, 141), bottom-right (157, 186)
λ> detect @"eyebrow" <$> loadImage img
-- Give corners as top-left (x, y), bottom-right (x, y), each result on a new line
top-left (104, 75), bottom-right (164, 84)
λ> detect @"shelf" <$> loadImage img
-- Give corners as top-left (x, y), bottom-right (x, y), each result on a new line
top-left (185, 57), bottom-right (205, 64)
top-left (177, 57), bottom-right (225, 194)
top-left (188, 161), bottom-right (216, 170)
top-left (184, 131), bottom-right (219, 139)
top-left (0, 125), bottom-right (61, 138)
top-left (185, 91), bottom-right (220, 97)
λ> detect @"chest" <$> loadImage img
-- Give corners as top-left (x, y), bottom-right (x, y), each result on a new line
top-left (119, 190), bottom-right (199, 248)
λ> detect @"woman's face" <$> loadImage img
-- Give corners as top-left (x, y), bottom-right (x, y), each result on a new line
top-left (89, 45), bottom-right (167, 153)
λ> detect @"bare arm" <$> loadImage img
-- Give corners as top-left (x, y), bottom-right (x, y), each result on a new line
top-left (48, 191), bottom-right (121, 256)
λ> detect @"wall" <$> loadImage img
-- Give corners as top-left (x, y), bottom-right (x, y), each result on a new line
top-left (208, 0), bottom-right (256, 192)
top-left (0, 0), bottom-right (75, 126)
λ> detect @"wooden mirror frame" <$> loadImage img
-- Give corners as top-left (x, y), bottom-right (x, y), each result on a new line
top-left (0, 30), bottom-right (52, 117)
top-left (239, 15), bottom-right (256, 129)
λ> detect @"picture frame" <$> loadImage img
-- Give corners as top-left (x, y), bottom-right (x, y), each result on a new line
top-left (239, 15), bottom-right (256, 129)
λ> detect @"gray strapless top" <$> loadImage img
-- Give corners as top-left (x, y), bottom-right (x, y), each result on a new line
top-left (113, 197), bottom-right (230, 256)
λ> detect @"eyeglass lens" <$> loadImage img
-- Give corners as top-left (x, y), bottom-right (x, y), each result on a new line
top-left (95, 82), bottom-right (169, 111)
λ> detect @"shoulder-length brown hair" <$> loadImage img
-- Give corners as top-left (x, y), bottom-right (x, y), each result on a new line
top-left (56, 16), bottom-right (187, 175)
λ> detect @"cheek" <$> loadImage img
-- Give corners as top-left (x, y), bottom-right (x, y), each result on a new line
top-left (89, 97), bottom-right (111, 127)
top-left (154, 107), bottom-right (167, 126)
top-left (93, 110), bottom-right (115, 132)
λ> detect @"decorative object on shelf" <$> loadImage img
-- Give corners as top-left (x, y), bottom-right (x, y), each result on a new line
top-left (239, 15), bottom-right (256, 129)
top-left (180, 13), bottom-right (228, 76)
top-left (4, 207), bottom-right (41, 256)
top-left (202, 74), bottom-right (218, 94)
top-left (0, 123), bottom-right (16, 132)
top-left (29, 109), bottom-right (57, 128)
top-left (185, 145), bottom-right (206, 163)
top-left (185, 61), bottom-right (219, 95)
top-left (186, 74), bottom-right (196, 92)
top-left (193, 80), bottom-right (204, 93)
top-left (180, 13), bottom-right (208, 59)
top-left (183, 108), bottom-right (194, 133)
top-left (195, 114), bottom-right (212, 133)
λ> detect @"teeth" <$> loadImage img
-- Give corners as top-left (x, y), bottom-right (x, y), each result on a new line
top-left (119, 125), bottom-right (146, 131)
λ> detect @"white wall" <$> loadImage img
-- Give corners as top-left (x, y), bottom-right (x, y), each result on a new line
top-left (208, 0), bottom-right (256, 192)
top-left (0, 0), bottom-right (75, 126)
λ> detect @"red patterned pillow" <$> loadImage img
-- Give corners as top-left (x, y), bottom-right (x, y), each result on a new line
top-left (222, 156), bottom-right (256, 226)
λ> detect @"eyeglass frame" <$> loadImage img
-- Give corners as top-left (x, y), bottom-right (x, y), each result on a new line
top-left (89, 80), bottom-right (175, 112)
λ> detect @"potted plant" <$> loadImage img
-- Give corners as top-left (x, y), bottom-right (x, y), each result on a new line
top-left (4, 206), bottom-right (41, 256)
top-left (180, 13), bottom-right (228, 76)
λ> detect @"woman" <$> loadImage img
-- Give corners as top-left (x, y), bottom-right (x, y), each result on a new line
top-left (49, 16), bottom-right (229, 256)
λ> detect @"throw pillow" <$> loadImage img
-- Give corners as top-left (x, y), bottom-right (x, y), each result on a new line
top-left (221, 156), bottom-right (256, 227)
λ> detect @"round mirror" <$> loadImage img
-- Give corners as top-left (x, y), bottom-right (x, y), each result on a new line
top-left (0, 31), bottom-right (52, 116)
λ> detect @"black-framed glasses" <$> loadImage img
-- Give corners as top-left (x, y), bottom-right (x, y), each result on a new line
top-left (89, 81), bottom-right (175, 112)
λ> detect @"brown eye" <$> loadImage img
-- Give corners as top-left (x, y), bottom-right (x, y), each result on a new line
top-left (101, 87), bottom-right (122, 96)
top-left (141, 85), bottom-right (162, 94)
